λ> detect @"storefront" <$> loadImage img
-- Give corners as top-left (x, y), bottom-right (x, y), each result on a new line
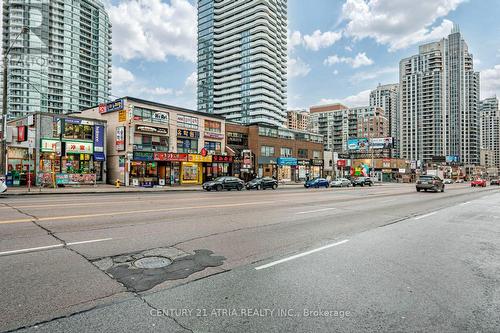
top-left (311, 159), bottom-right (324, 178)
top-left (296, 159), bottom-right (310, 182)
top-left (205, 155), bottom-right (233, 181)
top-left (6, 146), bottom-right (34, 186)
top-left (258, 157), bottom-right (277, 178)
top-left (180, 154), bottom-right (212, 185)
top-left (154, 152), bottom-right (187, 186)
top-left (130, 151), bottom-right (157, 187)
top-left (277, 157), bottom-right (297, 182)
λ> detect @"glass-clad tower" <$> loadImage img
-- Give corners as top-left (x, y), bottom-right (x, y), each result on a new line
top-left (1, 0), bottom-right (112, 118)
top-left (197, 0), bottom-right (287, 126)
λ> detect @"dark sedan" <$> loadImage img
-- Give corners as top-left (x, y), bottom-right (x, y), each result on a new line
top-left (203, 176), bottom-right (244, 191)
top-left (246, 177), bottom-right (278, 190)
top-left (351, 177), bottom-right (373, 187)
top-left (304, 178), bottom-right (330, 189)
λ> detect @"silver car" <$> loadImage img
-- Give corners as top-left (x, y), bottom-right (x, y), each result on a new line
top-left (330, 178), bottom-right (352, 187)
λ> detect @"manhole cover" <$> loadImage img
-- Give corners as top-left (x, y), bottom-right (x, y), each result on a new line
top-left (133, 256), bottom-right (172, 269)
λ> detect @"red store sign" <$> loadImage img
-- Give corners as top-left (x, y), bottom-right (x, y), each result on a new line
top-left (154, 152), bottom-right (188, 162)
top-left (213, 155), bottom-right (233, 163)
top-left (337, 159), bottom-right (347, 167)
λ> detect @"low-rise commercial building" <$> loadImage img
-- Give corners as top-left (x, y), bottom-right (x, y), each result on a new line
top-left (81, 97), bottom-right (228, 186)
top-left (226, 123), bottom-right (324, 182)
top-left (5, 113), bottom-right (107, 187)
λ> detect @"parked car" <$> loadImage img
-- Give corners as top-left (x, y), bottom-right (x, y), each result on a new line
top-left (416, 175), bottom-right (445, 192)
top-left (471, 178), bottom-right (487, 187)
top-left (351, 177), bottom-right (373, 187)
top-left (443, 179), bottom-right (454, 184)
top-left (304, 178), bottom-right (330, 188)
top-left (491, 179), bottom-right (500, 185)
top-left (0, 179), bottom-right (7, 193)
top-left (203, 176), bottom-right (244, 191)
top-left (245, 177), bottom-right (278, 190)
top-left (455, 179), bottom-right (465, 183)
top-left (330, 178), bottom-right (352, 187)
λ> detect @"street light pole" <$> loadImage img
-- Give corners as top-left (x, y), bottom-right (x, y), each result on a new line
top-left (1, 26), bottom-right (29, 177)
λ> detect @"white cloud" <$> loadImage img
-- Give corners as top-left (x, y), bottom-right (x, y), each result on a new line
top-left (342, 0), bottom-right (466, 51)
top-left (288, 57), bottom-right (311, 78)
top-left (349, 66), bottom-right (398, 83)
top-left (333, 70), bottom-right (339, 75)
top-left (318, 90), bottom-right (371, 107)
top-left (324, 52), bottom-right (374, 68)
top-left (303, 30), bottom-right (342, 51)
top-left (288, 30), bottom-right (303, 51)
top-left (185, 71), bottom-right (197, 88)
top-left (108, 0), bottom-right (197, 62)
top-left (481, 65), bottom-right (500, 99)
top-left (112, 66), bottom-right (135, 87)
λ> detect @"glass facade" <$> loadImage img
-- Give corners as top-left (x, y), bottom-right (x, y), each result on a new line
top-left (1, 0), bottom-right (112, 118)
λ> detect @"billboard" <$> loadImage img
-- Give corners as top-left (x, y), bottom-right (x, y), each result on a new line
top-left (446, 155), bottom-right (459, 163)
top-left (348, 138), bottom-right (369, 151)
top-left (370, 137), bottom-right (393, 149)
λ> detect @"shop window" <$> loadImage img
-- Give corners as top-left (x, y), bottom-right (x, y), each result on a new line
top-left (261, 146), bottom-right (275, 157)
top-left (204, 141), bottom-right (221, 154)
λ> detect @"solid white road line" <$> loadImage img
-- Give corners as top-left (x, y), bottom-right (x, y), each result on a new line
top-left (0, 238), bottom-right (113, 256)
top-left (414, 211), bottom-right (438, 220)
top-left (255, 239), bottom-right (349, 270)
top-left (295, 207), bottom-right (337, 215)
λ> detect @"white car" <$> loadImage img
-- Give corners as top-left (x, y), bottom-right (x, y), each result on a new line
top-left (0, 180), bottom-right (7, 193)
top-left (455, 179), bottom-right (465, 183)
top-left (443, 179), bottom-right (454, 184)
top-left (330, 178), bottom-right (352, 187)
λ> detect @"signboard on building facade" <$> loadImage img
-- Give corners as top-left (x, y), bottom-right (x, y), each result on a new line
top-left (213, 155), bottom-right (234, 163)
top-left (369, 137), bottom-right (393, 149)
top-left (65, 141), bottom-right (93, 154)
top-left (188, 154), bottom-right (212, 163)
top-left (204, 132), bottom-right (224, 140)
top-left (118, 110), bottom-right (127, 122)
top-left (133, 151), bottom-right (154, 161)
top-left (41, 139), bottom-right (60, 152)
top-left (116, 126), bottom-right (125, 151)
top-left (94, 125), bottom-right (105, 153)
top-left (105, 99), bottom-right (124, 113)
top-left (277, 157), bottom-right (298, 166)
top-left (348, 138), bottom-right (369, 151)
top-left (177, 114), bottom-right (199, 129)
top-left (177, 129), bottom-right (199, 138)
top-left (136, 125), bottom-right (168, 135)
top-left (152, 111), bottom-right (169, 122)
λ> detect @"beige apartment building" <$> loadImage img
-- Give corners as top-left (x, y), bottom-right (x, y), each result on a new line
top-left (81, 97), bottom-right (228, 186)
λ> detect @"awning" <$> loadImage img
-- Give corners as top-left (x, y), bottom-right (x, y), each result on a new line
top-left (226, 145), bottom-right (241, 157)
top-left (94, 152), bottom-right (106, 161)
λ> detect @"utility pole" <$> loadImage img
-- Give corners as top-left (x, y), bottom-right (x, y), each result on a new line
top-left (1, 27), bottom-right (29, 178)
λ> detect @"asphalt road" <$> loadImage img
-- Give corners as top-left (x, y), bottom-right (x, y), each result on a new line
top-left (0, 183), bottom-right (499, 332)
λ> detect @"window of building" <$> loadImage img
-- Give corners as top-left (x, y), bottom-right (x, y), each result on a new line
top-left (313, 151), bottom-right (321, 159)
top-left (204, 141), bottom-right (221, 154)
top-left (261, 146), bottom-right (275, 157)
top-left (298, 149), bottom-right (308, 158)
top-left (177, 138), bottom-right (198, 153)
top-left (280, 147), bottom-right (292, 157)
top-left (204, 120), bottom-right (221, 133)
top-left (63, 123), bottom-right (93, 140)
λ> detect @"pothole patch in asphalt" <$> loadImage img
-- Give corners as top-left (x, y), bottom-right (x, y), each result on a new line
top-left (92, 247), bottom-right (225, 292)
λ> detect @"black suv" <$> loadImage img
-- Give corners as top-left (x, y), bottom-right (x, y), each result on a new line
top-left (203, 177), bottom-right (244, 191)
top-left (245, 177), bottom-right (278, 190)
top-left (351, 177), bottom-right (373, 187)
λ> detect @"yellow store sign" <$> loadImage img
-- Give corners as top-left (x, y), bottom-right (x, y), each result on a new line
top-left (188, 154), bottom-right (212, 163)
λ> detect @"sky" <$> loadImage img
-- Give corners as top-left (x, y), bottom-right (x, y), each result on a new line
top-left (107, 0), bottom-right (500, 110)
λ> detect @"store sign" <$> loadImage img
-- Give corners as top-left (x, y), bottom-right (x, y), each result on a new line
top-left (338, 153), bottom-right (350, 159)
top-left (337, 159), bottom-right (347, 167)
top-left (312, 159), bottom-right (324, 166)
top-left (177, 129), bottom-right (199, 138)
top-left (242, 150), bottom-right (252, 169)
top-left (133, 151), bottom-right (154, 161)
top-left (94, 125), bottom-right (105, 153)
top-left (136, 125), bottom-right (168, 135)
top-left (297, 160), bottom-right (310, 166)
top-left (213, 155), bottom-right (233, 163)
top-left (106, 99), bottom-right (124, 113)
top-left (348, 138), bottom-right (369, 151)
top-left (41, 139), bottom-right (60, 152)
top-left (188, 154), bottom-right (212, 163)
top-left (153, 111), bottom-right (169, 122)
top-left (154, 152), bottom-right (188, 162)
top-left (204, 132), bottom-right (224, 140)
top-left (17, 126), bottom-right (27, 142)
top-left (277, 157), bottom-right (298, 166)
top-left (65, 141), bottom-right (93, 154)
top-left (399, 168), bottom-right (406, 174)
top-left (177, 114), bottom-right (199, 128)
top-left (98, 103), bottom-right (106, 114)
top-left (116, 126), bottom-right (125, 151)
top-left (118, 110), bottom-right (127, 122)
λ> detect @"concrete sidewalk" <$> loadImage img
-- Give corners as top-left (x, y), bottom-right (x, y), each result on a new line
top-left (0, 182), bottom-right (307, 196)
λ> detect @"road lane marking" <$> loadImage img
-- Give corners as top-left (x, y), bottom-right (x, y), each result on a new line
top-left (414, 211), bottom-right (438, 220)
top-left (460, 201), bottom-right (471, 206)
top-left (296, 207), bottom-right (337, 215)
top-left (255, 239), bottom-right (349, 270)
top-left (0, 201), bottom-right (276, 224)
top-left (0, 238), bottom-right (113, 256)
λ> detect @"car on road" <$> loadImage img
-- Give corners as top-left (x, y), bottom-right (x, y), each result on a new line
top-left (245, 177), bottom-right (278, 190)
top-left (203, 176), bottom-right (245, 191)
top-left (330, 178), bottom-right (352, 187)
top-left (471, 178), bottom-right (487, 187)
top-left (416, 175), bottom-right (445, 192)
top-left (443, 179), bottom-right (454, 184)
top-left (455, 179), bottom-right (465, 183)
top-left (304, 178), bottom-right (330, 188)
top-left (491, 179), bottom-right (500, 185)
top-left (351, 177), bottom-right (373, 187)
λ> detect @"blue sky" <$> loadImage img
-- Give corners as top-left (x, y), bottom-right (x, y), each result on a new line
top-left (108, 0), bottom-right (500, 110)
